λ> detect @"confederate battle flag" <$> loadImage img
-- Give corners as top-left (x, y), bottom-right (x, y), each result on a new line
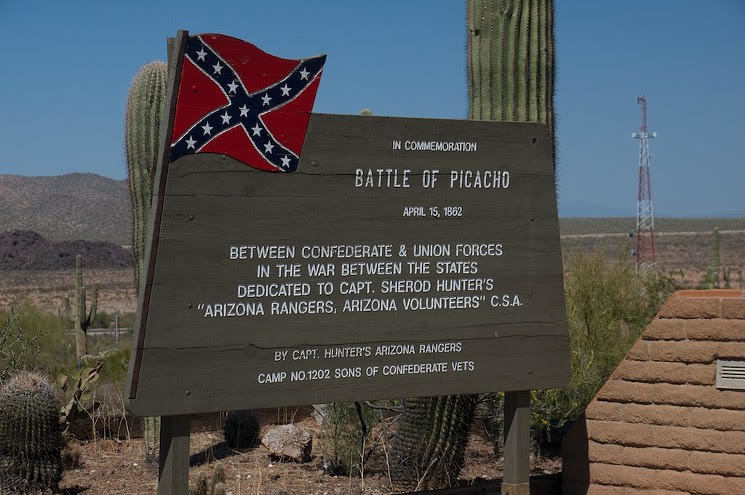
top-left (169, 34), bottom-right (326, 172)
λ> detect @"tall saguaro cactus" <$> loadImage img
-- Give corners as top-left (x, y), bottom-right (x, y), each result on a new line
top-left (73, 254), bottom-right (98, 359)
top-left (390, 395), bottom-right (477, 490)
top-left (390, 1), bottom-right (556, 489)
top-left (467, 0), bottom-right (555, 133)
top-left (125, 61), bottom-right (167, 466)
top-left (125, 61), bottom-right (168, 292)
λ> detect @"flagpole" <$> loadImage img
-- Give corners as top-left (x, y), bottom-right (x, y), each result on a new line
top-left (152, 29), bottom-right (192, 495)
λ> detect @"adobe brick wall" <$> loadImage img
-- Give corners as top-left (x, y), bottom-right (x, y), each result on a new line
top-left (562, 290), bottom-right (745, 495)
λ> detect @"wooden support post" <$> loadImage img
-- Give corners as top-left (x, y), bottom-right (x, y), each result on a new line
top-left (157, 414), bottom-right (190, 495)
top-left (502, 390), bottom-right (530, 495)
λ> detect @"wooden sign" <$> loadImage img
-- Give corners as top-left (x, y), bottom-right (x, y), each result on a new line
top-left (125, 32), bottom-right (569, 417)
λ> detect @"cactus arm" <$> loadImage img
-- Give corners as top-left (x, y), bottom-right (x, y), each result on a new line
top-left (74, 255), bottom-right (86, 358)
top-left (86, 284), bottom-right (98, 328)
top-left (73, 254), bottom-right (99, 358)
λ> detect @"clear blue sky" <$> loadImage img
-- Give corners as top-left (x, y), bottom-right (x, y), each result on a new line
top-left (1, 1), bottom-right (743, 217)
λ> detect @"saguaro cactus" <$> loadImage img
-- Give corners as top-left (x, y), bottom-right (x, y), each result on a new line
top-left (126, 61), bottom-right (167, 466)
top-left (125, 61), bottom-right (167, 292)
top-left (0, 371), bottom-right (63, 493)
top-left (390, 395), bottom-right (477, 490)
top-left (74, 254), bottom-right (98, 359)
top-left (467, 0), bottom-right (555, 132)
top-left (390, 1), bottom-right (556, 489)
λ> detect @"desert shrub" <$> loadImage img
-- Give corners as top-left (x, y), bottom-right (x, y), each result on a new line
top-left (116, 311), bottom-right (136, 330)
top-left (1, 303), bottom-right (72, 376)
top-left (91, 310), bottom-right (113, 328)
top-left (0, 308), bottom-right (40, 381)
top-left (318, 401), bottom-right (380, 476)
top-left (476, 392), bottom-right (504, 456)
top-left (529, 252), bottom-right (676, 453)
top-left (61, 432), bottom-right (82, 469)
top-left (79, 345), bottom-right (130, 387)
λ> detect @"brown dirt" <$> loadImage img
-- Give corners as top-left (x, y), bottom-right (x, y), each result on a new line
top-left (58, 417), bottom-right (561, 495)
top-left (0, 268), bottom-right (136, 315)
top-left (560, 230), bottom-right (745, 289)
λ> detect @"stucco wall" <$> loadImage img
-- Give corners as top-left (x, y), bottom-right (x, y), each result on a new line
top-left (563, 289), bottom-right (745, 494)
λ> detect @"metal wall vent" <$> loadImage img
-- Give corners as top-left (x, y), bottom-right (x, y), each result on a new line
top-left (716, 360), bottom-right (745, 390)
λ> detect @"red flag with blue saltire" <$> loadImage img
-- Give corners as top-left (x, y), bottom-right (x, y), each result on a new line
top-left (169, 33), bottom-right (326, 172)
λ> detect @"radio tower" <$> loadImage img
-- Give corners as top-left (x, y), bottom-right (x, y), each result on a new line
top-left (632, 96), bottom-right (657, 270)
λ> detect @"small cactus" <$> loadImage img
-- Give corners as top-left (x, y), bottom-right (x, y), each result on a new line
top-left (188, 464), bottom-right (226, 495)
top-left (0, 371), bottom-right (63, 493)
top-left (211, 463), bottom-right (225, 486)
top-left (223, 410), bottom-right (260, 449)
top-left (144, 415), bottom-right (160, 465)
top-left (188, 472), bottom-right (208, 495)
top-left (73, 254), bottom-right (98, 359)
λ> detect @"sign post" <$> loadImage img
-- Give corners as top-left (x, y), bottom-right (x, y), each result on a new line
top-left (126, 30), bottom-right (569, 494)
top-left (503, 390), bottom-right (531, 494)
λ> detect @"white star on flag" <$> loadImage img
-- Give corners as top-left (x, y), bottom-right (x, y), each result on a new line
top-left (239, 105), bottom-right (249, 117)
top-left (201, 122), bottom-right (213, 135)
top-left (185, 136), bottom-right (197, 149)
top-left (196, 48), bottom-right (207, 61)
top-left (212, 62), bottom-right (223, 75)
top-left (280, 84), bottom-right (291, 96)
top-left (299, 67), bottom-right (310, 80)
top-left (261, 93), bottom-right (272, 106)
top-left (281, 155), bottom-right (291, 168)
top-left (227, 80), bottom-right (239, 93)
top-left (264, 141), bottom-right (275, 154)
top-left (220, 111), bottom-right (232, 124)
top-left (251, 123), bottom-right (263, 136)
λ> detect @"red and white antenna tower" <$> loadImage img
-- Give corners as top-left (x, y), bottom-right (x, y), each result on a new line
top-left (632, 96), bottom-right (657, 270)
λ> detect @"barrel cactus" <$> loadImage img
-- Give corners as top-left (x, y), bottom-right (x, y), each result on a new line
top-left (0, 371), bottom-right (63, 493)
top-left (223, 410), bottom-right (260, 449)
top-left (390, 1), bottom-right (555, 489)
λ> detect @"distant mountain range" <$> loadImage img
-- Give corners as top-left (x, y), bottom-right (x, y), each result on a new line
top-left (0, 173), bottom-right (132, 245)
